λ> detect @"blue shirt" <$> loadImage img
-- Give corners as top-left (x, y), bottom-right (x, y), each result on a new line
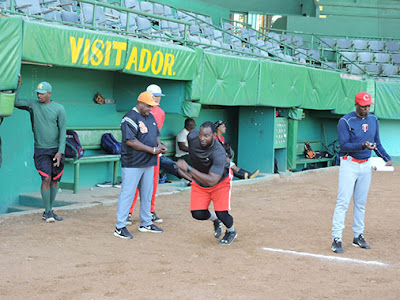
top-left (120, 108), bottom-right (159, 168)
top-left (337, 111), bottom-right (391, 161)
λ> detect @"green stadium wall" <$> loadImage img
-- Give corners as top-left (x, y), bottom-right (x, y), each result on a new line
top-left (1, 14), bottom-right (400, 213)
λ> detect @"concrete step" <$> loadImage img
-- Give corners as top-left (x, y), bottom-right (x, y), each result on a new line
top-left (19, 195), bottom-right (74, 208)
top-left (7, 205), bottom-right (40, 213)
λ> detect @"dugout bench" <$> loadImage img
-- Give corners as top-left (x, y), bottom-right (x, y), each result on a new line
top-left (294, 140), bottom-right (336, 171)
top-left (60, 127), bottom-right (121, 194)
top-left (289, 140), bottom-right (335, 171)
top-left (60, 127), bottom-right (177, 194)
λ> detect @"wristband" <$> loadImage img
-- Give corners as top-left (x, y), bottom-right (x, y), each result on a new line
top-left (153, 147), bottom-right (156, 153)
top-left (187, 166), bottom-right (192, 172)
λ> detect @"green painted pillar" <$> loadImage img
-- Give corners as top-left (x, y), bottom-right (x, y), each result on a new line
top-left (237, 107), bottom-right (275, 173)
top-left (287, 119), bottom-right (299, 171)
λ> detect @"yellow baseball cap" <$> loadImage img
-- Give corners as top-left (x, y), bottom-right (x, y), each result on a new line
top-left (138, 91), bottom-right (159, 106)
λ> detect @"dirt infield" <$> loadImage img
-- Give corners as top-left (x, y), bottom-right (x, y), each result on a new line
top-left (1, 167), bottom-right (399, 299)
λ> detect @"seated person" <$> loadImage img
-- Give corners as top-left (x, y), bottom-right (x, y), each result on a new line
top-left (175, 118), bottom-right (196, 164)
top-left (214, 120), bottom-right (259, 180)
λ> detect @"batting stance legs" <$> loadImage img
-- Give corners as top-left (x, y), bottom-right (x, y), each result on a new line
top-left (190, 173), bottom-right (237, 245)
top-left (332, 158), bottom-right (372, 240)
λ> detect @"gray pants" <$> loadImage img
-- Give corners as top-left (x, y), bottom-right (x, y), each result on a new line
top-left (115, 166), bottom-right (154, 229)
top-left (332, 157), bottom-right (372, 239)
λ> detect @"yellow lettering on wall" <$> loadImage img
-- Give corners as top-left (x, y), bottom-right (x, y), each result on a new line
top-left (138, 49), bottom-right (151, 72)
top-left (70, 37), bottom-right (84, 64)
top-left (162, 53), bottom-right (175, 75)
top-left (90, 39), bottom-right (104, 66)
top-left (83, 39), bottom-right (91, 65)
top-left (125, 47), bottom-right (138, 71)
top-left (113, 41), bottom-right (127, 66)
top-left (151, 51), bottom-right (164, 75)
top-left (104, 41), bottom-right (112, 66)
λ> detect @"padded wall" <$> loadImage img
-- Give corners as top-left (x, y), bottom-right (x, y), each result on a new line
top-left (0, 16), bottom-right (22, 90)
top-left (200, 53), bottom-right (259, 106)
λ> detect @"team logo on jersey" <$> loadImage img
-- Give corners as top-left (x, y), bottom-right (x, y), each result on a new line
top-left (362, 124), bottom-right (368, 132)
top-left (139, 121), bottom-right (148, 133)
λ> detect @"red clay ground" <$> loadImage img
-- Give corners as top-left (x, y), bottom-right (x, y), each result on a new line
top-left (1, 167), bottom-right (399, 299)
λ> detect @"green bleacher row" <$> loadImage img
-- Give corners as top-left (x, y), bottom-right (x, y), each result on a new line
top-left (1, 0), bottom-right (400, 78)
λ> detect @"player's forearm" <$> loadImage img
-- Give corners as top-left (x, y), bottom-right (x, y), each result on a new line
top-left (126, 139), bottom-right (154, 153)
top-left (339, 142), bottom-right (364, 152)
top-left (178, 142), bottom-right (189, 152)
top-left (189, 169), bottom-right (220, 187)
top-left (58, 113), bottom-right (67, 154)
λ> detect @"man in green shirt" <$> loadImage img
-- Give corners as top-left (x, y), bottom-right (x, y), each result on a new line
top-left (15, 79), bottom-right (67, 222)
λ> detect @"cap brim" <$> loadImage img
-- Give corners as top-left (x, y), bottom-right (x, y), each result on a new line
top-left (35, 89), bottom-right (48, 94)
top-left (357, 100), bottom-right (374, 106)
top-left (139, 99), bottom-right (160, 106)
top-left (152, 93), bottom-right (165, 96)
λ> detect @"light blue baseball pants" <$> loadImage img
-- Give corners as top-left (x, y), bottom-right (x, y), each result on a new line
top-left (116, 166), bottom-right (154, 229)
top-left (332, 157), bottom-right (372, 239)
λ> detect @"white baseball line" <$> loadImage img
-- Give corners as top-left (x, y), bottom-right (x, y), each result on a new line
top-left (261, 247), bottom-right (389, 267)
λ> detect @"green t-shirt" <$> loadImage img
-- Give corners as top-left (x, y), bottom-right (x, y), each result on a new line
top-left (14, 96), bottom-right (66, 154)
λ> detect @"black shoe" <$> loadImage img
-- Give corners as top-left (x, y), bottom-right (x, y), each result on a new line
top-left (126, 213), bottom-right (133, 226)
top-left (219, 230), bottom-right (237, 245)
top-left (352, 234), bottom-right (371, 249)
top-left (43, 211), bottom-right (55, 223)
top-left (213, 219), bottom-right (222, 238)
top-left (96, 181), bottom-right (112, 188)
top-left (43, 210), bottom-right (63, 221)
top-left (113, 181), bottom-right (122, 188)
top-left (138, 224), bottom-right (163, 233)
top-left (52, 211), bottom-right (63, 221)
top-left (332, 237), bottom-right (344, 253)
top-left (114, 227), bottom-right (133, 239)
top-left (152, 212), bottom-right (163, 223)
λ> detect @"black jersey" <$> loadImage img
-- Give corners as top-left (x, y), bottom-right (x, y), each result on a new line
top-left (187, 129), bottom-right (230, 187)
top-left (120, 108), bottom-right (159, 168)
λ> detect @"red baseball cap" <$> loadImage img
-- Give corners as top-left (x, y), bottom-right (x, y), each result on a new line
top-left (355, 92), bottom-right (374, 106)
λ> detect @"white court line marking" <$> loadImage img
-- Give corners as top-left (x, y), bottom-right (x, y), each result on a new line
top-left (261, 247), bottom-right (389, 267)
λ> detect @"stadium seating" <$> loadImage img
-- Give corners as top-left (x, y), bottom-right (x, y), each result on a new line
top-left (3, 0), bottom-right (400, 77)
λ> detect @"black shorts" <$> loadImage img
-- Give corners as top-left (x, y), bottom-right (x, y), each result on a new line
top-left (34, 148), bottom-right (65, 181)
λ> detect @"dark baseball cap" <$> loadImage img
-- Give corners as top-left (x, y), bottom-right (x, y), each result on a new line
top-left (214, 120), bottom-right (225, 128)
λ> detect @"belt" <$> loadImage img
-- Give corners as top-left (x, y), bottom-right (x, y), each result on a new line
top-left (342, 156), bottom-right (368, 164)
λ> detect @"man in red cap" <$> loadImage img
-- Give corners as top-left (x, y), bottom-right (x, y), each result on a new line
top-left (331, 92), bottom-right (392, 253)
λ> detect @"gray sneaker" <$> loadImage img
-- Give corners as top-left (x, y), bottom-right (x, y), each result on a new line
top-left (138, 224), bottom-right (163, 233)
top-left (219, 230), bottom-right (237, 245)
top-left (213, 219), bottom-right (222, 238)
top-left (42, 211), bottom-right (63, 221)
top-left (43, 211), bottom-right (55, 223)
top-left (114, 227), bottom-right (133, 239)
top-left (352, 234), bottom-right (371, 249)
top-left (152, 212), bottom-right (163, 223)
top-left (332, 237), bottom-right (344, 253)
top-left (126, 214), bottom-right (133, 226)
